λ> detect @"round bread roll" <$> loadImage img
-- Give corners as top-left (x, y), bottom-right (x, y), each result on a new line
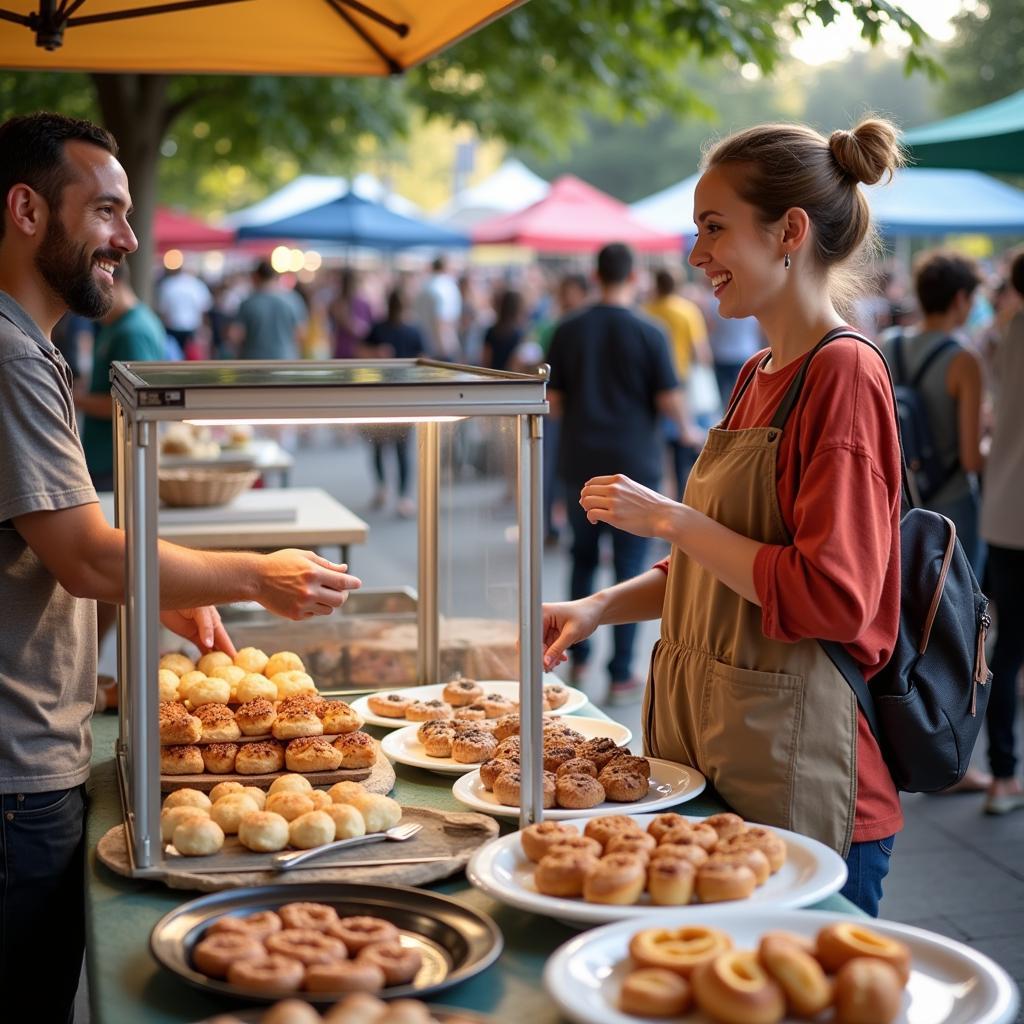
top-left (266, 791), bottom-right (316, 822)
top-left (321, 701), bottom-right (363, 735)
top-left (234, 740), bottom-right (285, 775)
top-left (158, 669), bottom-right (180, 703)
top-left (159, 701), bottom-right (203, 744)
top-left (308, 789), bottom-right (333, 811)
top-left (178, 669), bottom-right (208, 693)
top-left (237, 810), bottom-right (290, 853)
top-left (272, 710), bottom-right (323, 741)
top-left (209, 781), bottom-right (246, 804)
top-left (210, 665), bottom-right (246, 700)
top-left (160, 805), bottom-right (210, 842)
top-left (289, 810), bottom-right (336, 849)
top-left (234, 646), bottom-right (269, 674)
top-left (328, 780), bottom-right (367, 805)
top-left (194, 703), bottom-right (241, 742)
top-left (182, 676), bottom-right (231, 708)
top-left (324, 802), bottom-right (366, 840)
top-left (269, 773), bottom-right (314, 796)
top-left (160, 745), bottom-right (204, 775)
top-left (235, 696), bottom-right (277, 736)
top-left (172, 817), bottom-right (225, 856)
top-left (163, 787), bottom-right (212, 812)
top-left (159, 652), bottom-right (195, 677)
top-left (198, 651), bottom-right (233, 675)
top-left (201, 742), bottom-right (239, 774)
top-left (210, 792), bottom-right (261, 834)
top-left (333, 732), bottom-right (377, 768)
top-left (286, 737), bottom-right (343, 773)
top-left (265, 651), bottom-right (305, 678)
top-left (235, 673), bottom-right (277, 705)
top-left (272, 670), bottom-right (317, 701)
top-left (243, 786), bottom-right (267, 810)
top-left (349, 793), bottom-right (402, 833)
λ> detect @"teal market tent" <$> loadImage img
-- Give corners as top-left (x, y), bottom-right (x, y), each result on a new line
top-left (903, 90), bottom-right (1024, 173)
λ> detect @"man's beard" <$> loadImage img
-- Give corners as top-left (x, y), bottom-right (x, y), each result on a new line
top-left (34, 213), bottom-right (116, 319)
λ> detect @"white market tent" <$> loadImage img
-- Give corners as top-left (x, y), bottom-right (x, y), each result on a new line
top-left (437, 159), bottom-right (549, 229)
top-left (630, 172), bottom-right (701, 236)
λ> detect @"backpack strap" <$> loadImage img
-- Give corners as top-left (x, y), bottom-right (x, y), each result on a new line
top-left (910, 337), bottom-right (960, 390)
top-left (892, 332), bottom-right (908, 385)
top-left (821, 639), bottom-right (883, 743)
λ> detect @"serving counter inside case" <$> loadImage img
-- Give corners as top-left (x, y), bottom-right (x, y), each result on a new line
top-left (110, 359), bottom-right (549, 879)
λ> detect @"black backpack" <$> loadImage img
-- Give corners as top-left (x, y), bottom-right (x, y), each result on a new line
top-left (767, 328), bottom-right (992, 793)
top-left (888, 332), bottom-right (961, 505)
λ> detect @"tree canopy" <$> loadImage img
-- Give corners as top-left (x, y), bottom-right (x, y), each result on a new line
top-left (941, 0), bottom-right (1024, 115)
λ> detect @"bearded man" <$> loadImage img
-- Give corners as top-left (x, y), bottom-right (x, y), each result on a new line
top-left (0, 113), bottom-right (361, 1021)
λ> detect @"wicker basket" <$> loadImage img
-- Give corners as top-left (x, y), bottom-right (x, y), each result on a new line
top-left (157, 468), bottom-right (259, 508)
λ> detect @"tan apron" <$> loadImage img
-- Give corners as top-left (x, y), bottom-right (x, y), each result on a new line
top-left (643, 356), bottom-right (859, 856)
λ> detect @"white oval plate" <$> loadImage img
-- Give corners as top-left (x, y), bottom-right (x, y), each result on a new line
top-left (381, 716), bottom-right (633, 777)
top-left (351, 677), bottom-right (586, 729)
top-left (453, 758), bottom-right (705, 821)
top-left (466, 812), bottom-right (847, 927)
top-left (543, 906), bottom-right (1020, 1024)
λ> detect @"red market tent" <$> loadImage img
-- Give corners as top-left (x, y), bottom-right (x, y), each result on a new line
top-left (470, 175), bottom-right (682, 253)
top-left (153, 207), bottom-right (235, 252)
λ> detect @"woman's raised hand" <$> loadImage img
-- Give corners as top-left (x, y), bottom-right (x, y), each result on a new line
top-left (541, 597), bottom-right (604, 672)
top-left (579, 474), bottom-right (679, 539)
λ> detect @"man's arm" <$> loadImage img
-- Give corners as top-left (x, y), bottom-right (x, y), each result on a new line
top-left (13, 501), bottom-right (359, 619)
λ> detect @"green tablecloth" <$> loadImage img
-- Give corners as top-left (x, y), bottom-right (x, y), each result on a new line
top-left (85, 711), bottom-right (857, 1024)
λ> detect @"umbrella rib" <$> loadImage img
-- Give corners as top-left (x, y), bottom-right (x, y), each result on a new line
top-left (67, 0), bottom-right (251, 29)
top-left (335, 0), bottom-right (407, 37)
top-left (324, 0), bottom-right (404, 74)
top-left (0, 8), bottom-right (31, 25)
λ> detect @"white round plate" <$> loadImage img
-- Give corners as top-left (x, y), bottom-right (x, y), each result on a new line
top-left (466, 812), bottom-right (847, 927)
top-left (543, 906), bottom-right (1020, 1024)
top-left (351, 677), bottom-right (586, 729)
top-left (381, 716), bottom-right (633, 776)
top-left (453, 759), bottom-right (705, 820)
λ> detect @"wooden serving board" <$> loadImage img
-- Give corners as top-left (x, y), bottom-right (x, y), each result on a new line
top-left (96, 804), bottom-right (498, 892)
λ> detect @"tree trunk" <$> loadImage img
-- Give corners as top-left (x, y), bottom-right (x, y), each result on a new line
top-left (92, 74), bottom-right (169, 306)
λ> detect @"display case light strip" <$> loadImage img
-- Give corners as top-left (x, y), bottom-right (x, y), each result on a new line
top-left (184, 416), bottom-right (467, 425)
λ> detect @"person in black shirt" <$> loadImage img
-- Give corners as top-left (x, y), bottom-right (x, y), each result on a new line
top-left (547, 243), bottom-right (687, 704)
top-left (482, 287), bottom-right (526, 371)
top-left (361, 288), bottom-right (425, 517)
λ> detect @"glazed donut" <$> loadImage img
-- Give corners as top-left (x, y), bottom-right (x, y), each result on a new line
top-left (660, 822), bottom-right (720, 852)
top-left (324, 802), bottom-right (366, 840)
top-left (479, 693), bottom-right (516, 718)
top-left (647, 857), bottom-right (697, 906)
top-left (704, 812), bottom-right (748, 842)
top-left (583, 815), bottom-right (642, 850)
top-left (356, 940), bottom-right (422, 986)
top-left (286, 736), bottom-right (344, 773)
top-left (321, 701), bottom-right (363, 735)
top-left (405, 699), bottom-right (453, 722)
top-left (289, 810), bottom-right (337, 849)
top-left (160, 805), bottom-right (209, 842)
top-left (272, 671), bottom-right (317, 701)
top-left (629, 926), bottom-right (734, 978)
top-left (210, 792), bottom-right (260, 834)
top-left (479, 757), bottom-right (517, 791)
top-left (605, 831), bottom-right (657, 859)
top-left (542, 744), bottom-right (577, 773)
top-left (163, 787), bottom-right (212, 812)
top-left (555, 772), bottom-right (606, 810)
top-left (573, 737), bottom-right (620, 770)
top-left (235, 740), bottom-right (285, 775)
top-left (235, 697), bottom-right (277, 736)
top-left (708, 848), bottom-right (771, 887)
top-left (209, 910), bottom-right (283, 942)
top-left (491, 714), bottom-right (520, 741)
top-left (237, 811), bottom-right (290, 852)
top-left (159, 701), bottom-right (202, 744)
top-left (451, 729), bottom-right (497, 764)
top-left (279, 902), bottom-right (341, 933)
top-left (520, 820), bottom-right (579, 861)
top-left (543, 683), bottom-right (570, 709)
top-left (367, 693), bottom-right (412, 719)
top-left (758, 933), bottom-right (832, 1018)
top-left (651, 842), bottom-right (710, 869)
top-left (647, 813), bottom-right (689, 843)
top-left (273, 710), bottom-right (324, 741)
top-left (198, 651), bottom-right (233, 675)
top-left (266, 928), bottom-right (348, 966)
top-left (183, 675), bottom-right (231, 708)
top-left (262, 1000), bottom-right (321, 1024)
top-left (160, 744), bottom-right (204, 775)
top-left (534, 850), bottom-right (599, 897)
top-left (266, 791), bottom-right (316, 822)
top-left (158, 669), bottom-right (180, 703)
top-left (696, 861), bottom-right (757, 903)
top-left (555, 757), bottom-right (598, 779)
top-left (442, 677), bottom-right (484, 706)
top-left (265, 651), bottom-right (305, 678)
top-left (201, 742), bottom-right (239, 774)
top-left (172, 817), bottom-right (225, 856)
top-left (816, 922), bottom-right (912, 984)
top-left (333, 731), bottom-right (378, 769)
top-left (718, 827), bottom-right (787, 874)
top-left (159, 652), bottom-right (195, 677)
top-left (546, 834), bottom-right (604, 860)
top-left (226, 953), bottom-right (305, 994)
top-left (305, 959), bottom-right (386, 994)
top-left (691, 950), bottom-right (786, 1024)
top-left (620, 968), bottom-right (692, 1018)
top-left (833, 957), bottom-right (903, 1024)
top-left (193, 932), bottom-right (265, 978)
top-left (328, 916), bottom-right (400, 954)
top-left (236, 674), bottom-right (278, 705)
top-left (598, 765), bottom-right (649, 802)
top-left (270, 773), bottom-right (314, 795)
top-left (582, 852), bottom-right (647, 905)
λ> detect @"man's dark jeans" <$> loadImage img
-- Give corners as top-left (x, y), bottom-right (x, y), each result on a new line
top-left (841, 834), bottom-right (895, 917)
top-left (0, 785), bottom-right (87, 1023)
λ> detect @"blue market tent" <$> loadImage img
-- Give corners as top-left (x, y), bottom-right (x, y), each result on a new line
top-left (236, 192), bottom-right (470, 249)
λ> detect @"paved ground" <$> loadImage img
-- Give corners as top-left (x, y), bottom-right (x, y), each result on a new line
top-left (89, 427), bottom-right (1024, 1020)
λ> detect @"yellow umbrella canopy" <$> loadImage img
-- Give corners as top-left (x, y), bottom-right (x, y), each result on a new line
top-left (0, 0), bottom-right (524, 74)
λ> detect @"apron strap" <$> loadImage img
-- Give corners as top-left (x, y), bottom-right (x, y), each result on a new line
top-left (720, 352), bottom-right (772, 429)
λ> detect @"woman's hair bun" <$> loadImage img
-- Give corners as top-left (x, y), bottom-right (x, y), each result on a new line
top-left (829, 117), bottom-right (904, 186)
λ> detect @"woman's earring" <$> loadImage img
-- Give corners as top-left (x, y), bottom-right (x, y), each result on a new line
top-left (784, 252), bottom-right (791, 270)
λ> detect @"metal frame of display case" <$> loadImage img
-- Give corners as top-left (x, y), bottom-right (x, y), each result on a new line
top-left (109, 358), bottom-right (548, 877)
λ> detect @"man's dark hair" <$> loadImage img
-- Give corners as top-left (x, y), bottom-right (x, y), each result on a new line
top-left (431, 255), bottom-right (447, 273)
top-left (0, 113), bottom-right (118, 242)
top-left (913, 250), bottom-right (981, 315)
top-left (654, 268), bottom-right (676, 297)
top-left (254, 260), bottom-right (276, 282)
top-left (1009, 247), bottom-right (1024, 298)
top-left (596, 242), bottom-right (633, 285)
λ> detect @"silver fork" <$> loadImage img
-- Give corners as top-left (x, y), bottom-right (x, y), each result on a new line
top-left (271, 822), bottom-right (423, 872)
